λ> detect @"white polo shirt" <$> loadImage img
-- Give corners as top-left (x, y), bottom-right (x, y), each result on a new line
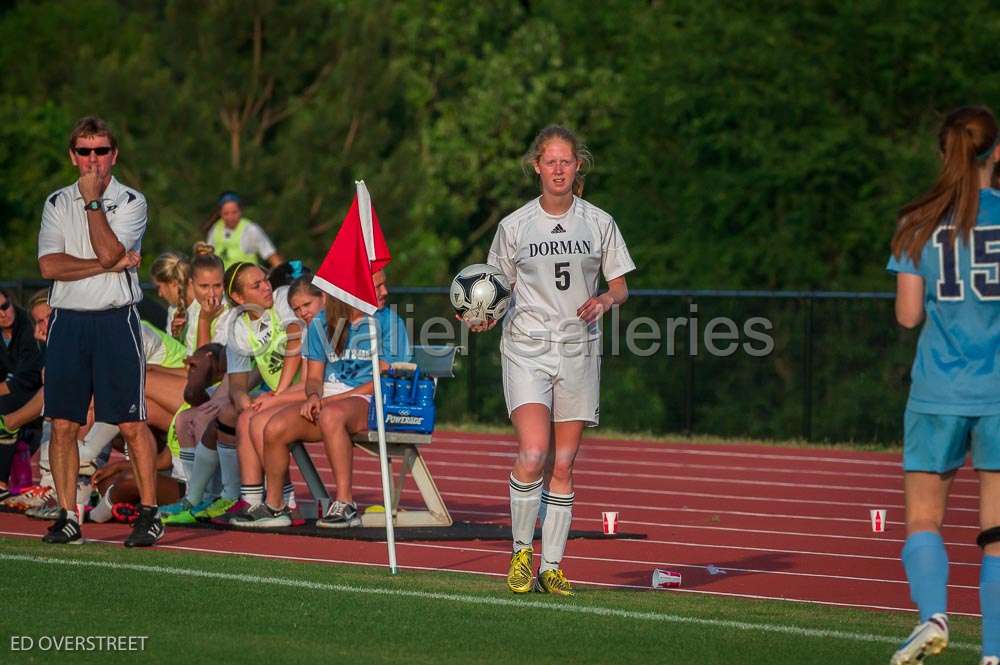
top-left (38, 176), bottom-right (147, 311)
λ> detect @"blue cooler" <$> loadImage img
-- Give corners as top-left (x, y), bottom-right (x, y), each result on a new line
top-left (369, 368), bottom-right (436, 434)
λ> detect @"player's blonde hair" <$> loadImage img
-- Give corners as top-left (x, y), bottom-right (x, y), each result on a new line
top-left (191, 242), bottom-right (224, 278)
top-left (151, 251), bottom-right (192, 308)
top-left (522, 125), bottom-right (593, 197)
top-left (892, 106), bottom-right (999, 264)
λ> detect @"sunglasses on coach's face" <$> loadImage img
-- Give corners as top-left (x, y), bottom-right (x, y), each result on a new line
top-left (0, 300), bottom-right (10, 312)
top-left (73, 146), bottom-right (113, 156)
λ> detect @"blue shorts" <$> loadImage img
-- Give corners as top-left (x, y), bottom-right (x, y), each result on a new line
top-left (44, 305), bottom-right (147, 425)
top-left (903, 409), bottom-right (1000, 472)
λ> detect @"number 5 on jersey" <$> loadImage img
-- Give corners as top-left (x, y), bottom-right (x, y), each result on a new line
top-left (934, 226), bottom-right (1000, 301)
top-left (555, 262), bottom-right (571, 291)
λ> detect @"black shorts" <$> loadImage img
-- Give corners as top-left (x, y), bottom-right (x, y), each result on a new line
top-left (44, 305), bottom-right (146, 425)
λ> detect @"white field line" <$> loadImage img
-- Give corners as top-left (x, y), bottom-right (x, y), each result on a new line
top-left (0, 533), bottom-right (981, 619)
top-left (396, 542), bottom-right (981, 591)
top-left (0, 551), bottom-right (983, 646)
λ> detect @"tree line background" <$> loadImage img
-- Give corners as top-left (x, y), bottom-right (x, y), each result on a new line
top-left (2, 0), bottom-right (998, 441)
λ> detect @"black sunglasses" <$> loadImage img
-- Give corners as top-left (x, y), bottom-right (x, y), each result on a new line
top-left (73, 146), bottom-right (113, 156)
top-left (0, 300), bottom-right (10, 312)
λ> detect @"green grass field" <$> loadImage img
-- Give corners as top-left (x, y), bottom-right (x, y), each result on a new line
top-left (0, 537), bottom-right (982, 664)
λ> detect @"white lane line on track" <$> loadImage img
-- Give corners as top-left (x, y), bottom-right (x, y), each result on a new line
top-left (429, 436), bottom-right (907, 466)
top-left (0, 552), bottom-right (982, 649)
top-left (409, 455), bottom-right (979, 486)
top-left (297, 481), bottom-right (981, 529)
top-left (445, 508), bottom-right (980, 546)
top-left (0, 533), bottom-right (981, 619)
top-left (440, 509), bottom-right (983, 562)
top-left (334, 470), bottom-right (979, 513)
top-left (303, 439), bottom-right (977, 486)
top-left (395, 542), bottom-right (981, 590)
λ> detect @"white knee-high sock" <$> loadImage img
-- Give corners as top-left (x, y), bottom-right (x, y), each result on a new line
top-left (509, 474), bottom-right (543, 552)
top-left (539, 489), bottom-right (574, 573)
top-left (217, 444), bottom-right (241, 501)
top-left (79, 422), bottom-right (119, 472)
top-left (179, 448), bottom-right (196, 483)
top-left (185, 443), bottom-right (219, 504)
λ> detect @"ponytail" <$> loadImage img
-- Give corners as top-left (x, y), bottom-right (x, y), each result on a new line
top-left (892, 106), bottom-right (999, 263)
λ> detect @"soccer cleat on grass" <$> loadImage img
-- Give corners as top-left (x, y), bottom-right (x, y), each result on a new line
top-left (193, 496), bottom-right (237, 520)
top-left (534, 568), bottom-right (575, 597)
top-left (890, 613), bottom-right (948, 665)
top-left (229, 502), bottom-right (291, 528)
top-left (41, 510), bottom-right (83, 545)
top-left (506, 547), bottom-right (534, 593)
top-left (316, 500), bottom-right (361, 529)
top-left (124, 507), bottom-right (164, 547)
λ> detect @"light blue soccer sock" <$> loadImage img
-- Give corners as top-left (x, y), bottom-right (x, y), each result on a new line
top-left (902, 531), bottom-right (949, 621)
top-left (216, 444), bottom-right (241, 501)
top-left (509, 474), bottom-right (543, 552)
top-left (981, 555), bottom-right (1000, 657)
top-left (185, 443), bottom-right (219, 504)
top-left (539, 490), bottom-right (574, 574)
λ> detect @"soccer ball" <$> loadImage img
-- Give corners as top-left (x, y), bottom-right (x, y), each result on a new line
top-left (450, 264), bottom-right (511, 326)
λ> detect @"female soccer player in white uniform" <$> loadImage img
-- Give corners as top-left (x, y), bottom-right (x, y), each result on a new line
top-left (476, 126), bottom-right (635, 596)
top-left (887, 106), bottom-right (1000, 665)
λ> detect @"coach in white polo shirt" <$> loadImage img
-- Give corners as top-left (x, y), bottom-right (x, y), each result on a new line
top-left (36, 116), bottom-right (163, 547)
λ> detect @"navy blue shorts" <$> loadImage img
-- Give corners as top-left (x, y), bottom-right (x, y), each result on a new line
top-left (44, 305), bottom-right (147, 425)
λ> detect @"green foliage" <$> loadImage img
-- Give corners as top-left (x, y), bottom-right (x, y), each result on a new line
top-left (8, 0), bottom-right (995, 288)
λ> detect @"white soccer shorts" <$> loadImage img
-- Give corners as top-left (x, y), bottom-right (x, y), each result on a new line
top-left (500, 333), bottom-right (601, 426)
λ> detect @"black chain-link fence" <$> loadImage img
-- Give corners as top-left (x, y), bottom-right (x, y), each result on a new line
top-left (2, 280), bottom-right (918, 444)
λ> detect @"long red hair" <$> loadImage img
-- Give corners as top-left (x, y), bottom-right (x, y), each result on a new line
top-left (892, 106), bottom-right (999, 263)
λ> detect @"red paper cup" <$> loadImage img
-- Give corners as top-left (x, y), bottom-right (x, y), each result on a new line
top-left (652, 569), bottom-right (682, 589)
top-left (870, 509), bottom-right (886, 532)
top-left (602, 511), bottom-right (619, 535)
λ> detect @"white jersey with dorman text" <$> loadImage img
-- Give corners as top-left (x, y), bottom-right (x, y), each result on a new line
top-left (38, 176), bottom-right (146, 311)
top-left (488, 196), bottom-right (635, 343)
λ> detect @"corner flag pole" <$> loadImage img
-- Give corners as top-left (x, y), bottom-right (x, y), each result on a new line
top-left (369, 319), bottom-right (398, 574)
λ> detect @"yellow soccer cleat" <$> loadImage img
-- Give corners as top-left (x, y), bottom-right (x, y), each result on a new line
top-left (506, 548), bottom-right (534, 593)
top-left (534, 568), bottom-right (575, 597)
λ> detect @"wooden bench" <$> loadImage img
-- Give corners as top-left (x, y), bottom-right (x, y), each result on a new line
top-left (291, 345), bottom-right (457, 528)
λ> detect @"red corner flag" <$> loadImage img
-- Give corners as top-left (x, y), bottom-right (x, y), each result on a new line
top-left (312, 180), bottom-right (390, 315)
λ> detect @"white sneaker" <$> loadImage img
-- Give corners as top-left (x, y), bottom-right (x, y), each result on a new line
top-left (890, 613), bottom-right (949, 665)
top-left (981, 657), bottom-right (999, 665)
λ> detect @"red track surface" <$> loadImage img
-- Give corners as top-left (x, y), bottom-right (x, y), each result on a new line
top-left (0, 431), bottom-right (984, 616)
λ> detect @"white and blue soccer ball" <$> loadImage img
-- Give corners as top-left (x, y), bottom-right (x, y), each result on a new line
top-left (450, 263), bottom-right (511, 326)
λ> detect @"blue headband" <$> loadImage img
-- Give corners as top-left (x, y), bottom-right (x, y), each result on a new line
top-left (218, 192), bottom-right (241, 206)
top-left (289, 260), bottom-right (303, 279)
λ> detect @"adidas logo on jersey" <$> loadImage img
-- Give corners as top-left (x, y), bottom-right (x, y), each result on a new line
top-left (551, 223), bottom-right (566, 234)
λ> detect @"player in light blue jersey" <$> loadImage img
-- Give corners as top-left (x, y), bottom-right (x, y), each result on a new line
top-left (234, 270), bottom-right (411, 529)
top-left (887, 106), bottom-right (1000, 665)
